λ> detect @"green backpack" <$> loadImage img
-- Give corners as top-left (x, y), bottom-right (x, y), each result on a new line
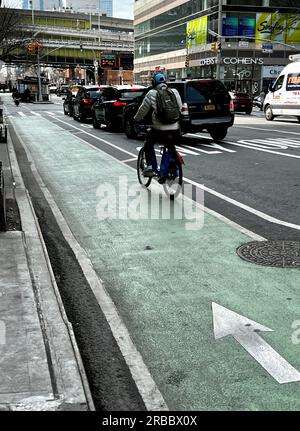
top-left (156, 88), bottom-right (180, 124)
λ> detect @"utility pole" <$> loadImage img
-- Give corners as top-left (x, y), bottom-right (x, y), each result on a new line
top-left (216, 0), bottom-right (223, 80)
top-left (35, 42), bottom-right (43, 102)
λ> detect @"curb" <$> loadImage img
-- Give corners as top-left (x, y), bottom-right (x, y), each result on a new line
top-left (5, 126), bottom-right (95, 411)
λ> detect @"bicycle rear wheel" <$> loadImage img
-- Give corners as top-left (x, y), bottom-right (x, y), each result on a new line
top-left (163, 158), bottom-right (183, 200)
top-left (137, 147), bottom-right (152, 188)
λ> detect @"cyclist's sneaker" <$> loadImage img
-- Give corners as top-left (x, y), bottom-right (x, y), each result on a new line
top-left (143, 166), bottom-right (155, 177)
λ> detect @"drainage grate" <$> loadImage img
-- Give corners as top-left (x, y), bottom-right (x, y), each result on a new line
top-left (237, 241), bottom-right (300, 268)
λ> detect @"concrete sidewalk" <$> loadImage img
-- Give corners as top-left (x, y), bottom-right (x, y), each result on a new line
top-left (0, 131), bottom-right (94, 410)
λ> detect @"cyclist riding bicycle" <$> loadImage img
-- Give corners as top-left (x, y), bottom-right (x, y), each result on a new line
top-left (134, 72), bottom-right (182, 177)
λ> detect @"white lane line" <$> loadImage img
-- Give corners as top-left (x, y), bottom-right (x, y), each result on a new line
top-left (202, 143), bottom-right (236, 153)
top-left (194, 133), bottom-right (300, 159)
top-left (80, 124), bottom-right (93, 129)
top-left (227, 141), bottom-right (300, 159)
top-left (45, 111), bottom-right (56, 116)
top-left (181, 144), bottom-right (222, 155)
top-left (122, 157), bottom-right (138, 163)
top-left (234, 125), bottom-right (300, 136)
top-left (18, 112), bottom-right (26, 117)
top-left (11, 118), bottom-right (169, 412)
top-left (30, 111), bottom-right (41, 116)
top-left (44, 115), bottom-right (300, 231)
top-left (176, 145), bottom-right (200, 155)
top-left (47, 115), bottom-right (137, 158)
top-left (184, 177), bottom-right (300, 231)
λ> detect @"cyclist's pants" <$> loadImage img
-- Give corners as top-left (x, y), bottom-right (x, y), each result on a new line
top-left (145, 128), bottom-right (181, 166)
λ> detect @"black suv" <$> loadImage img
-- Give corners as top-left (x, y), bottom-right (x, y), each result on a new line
top-left (73, 85), bottom-right (107, 122)
top-left (92, 85), bottom-right (147, 132)
top-left (123, 79), bottom-right (234, 141)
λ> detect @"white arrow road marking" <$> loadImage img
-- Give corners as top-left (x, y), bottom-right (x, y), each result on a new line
top-left (212, 302), bottom-right (300, 384)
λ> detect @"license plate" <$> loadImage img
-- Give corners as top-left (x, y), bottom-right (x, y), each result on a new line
top-left (204, 104), bottom-right (215, 111)
top-left (241, 105), bottom-right (246, 107)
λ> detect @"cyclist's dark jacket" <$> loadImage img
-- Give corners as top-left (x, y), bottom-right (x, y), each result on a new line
top-left (134, 83), bottom-right (182, 131)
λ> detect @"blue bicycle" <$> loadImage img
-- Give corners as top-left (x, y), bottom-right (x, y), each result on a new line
top-left (137, 135), bottom-right (184, 200)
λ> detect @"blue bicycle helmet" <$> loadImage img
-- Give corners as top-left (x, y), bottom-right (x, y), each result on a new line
top-left (151, 72), bottom-right (166, 87)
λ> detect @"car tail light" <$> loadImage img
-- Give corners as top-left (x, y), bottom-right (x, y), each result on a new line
top-left (114, 101), bottom-right (127, 107)
top-left (82, 98), bottom-right (91, 105)
top-left (181, 103), bottom-right (189, 116)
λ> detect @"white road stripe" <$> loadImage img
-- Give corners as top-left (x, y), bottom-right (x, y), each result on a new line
top-left (122, 157), bottom-right (138, 163)
top-left (181, 144), bottom-right (222, 155)
top-left (184, 177), bottom-right (300, 231)
top-left (30, 111), bottom-right (41, 116)
top-left (18, 112), bottom-right (26, 117)
top-left (45, 111), bottom-right (56, 116)
top-left (36, 115), bottom-right (300, 231)
top-left (11, 118), bottom-right (169, 412)
top-left (234, 125), bottom-right (300, 136)
top-left (177, 145), bottom-right (200, 155)
top-left (49, 116), bottom-right (137, 157)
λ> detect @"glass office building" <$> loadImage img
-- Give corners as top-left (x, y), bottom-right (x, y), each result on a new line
top-left (134, 0), bottom-right (300, 93)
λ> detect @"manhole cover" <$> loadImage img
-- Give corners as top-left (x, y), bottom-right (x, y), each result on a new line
top-left (237, 241), bottom-right (300, 268)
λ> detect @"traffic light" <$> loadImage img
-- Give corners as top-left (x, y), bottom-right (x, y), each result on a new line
top-left (80, 43), bottom-right (83, 53)
top-left (27, 41), bottom-right (34, 54)
top-left (210, 42), bottom-right (217, 54)
top-left (217, 41), bottom-right (222, 53)
top-left (185, 54), bottom-right (190, 68)
top-left (34, 41), bottom-right (40, 55)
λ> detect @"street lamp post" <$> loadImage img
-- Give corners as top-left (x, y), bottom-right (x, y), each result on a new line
top-left (216, 0), bottom-right (223, 80)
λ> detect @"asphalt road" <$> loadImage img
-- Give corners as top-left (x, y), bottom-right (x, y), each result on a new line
top-left (5, 94), bottom-right (300, 411)
top-left (11, 95), bottom-right (300, 241)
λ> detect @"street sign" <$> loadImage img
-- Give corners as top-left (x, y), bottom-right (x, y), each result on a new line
top-left (212, 302), bottom-right (300, 384)
top-left (239, 41), bottom-right (249, 48)
top-left (262, 43), bottom-right (273, 53)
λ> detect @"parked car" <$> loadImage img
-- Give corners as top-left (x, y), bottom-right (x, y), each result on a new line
top-left (57, 84), bottom-right (70, 97)
top-left (229, 91), bottom-right (253, 115)
top-left (49, 85), bottom-right (57, 94)
top-left (123, 79), bottom-right (234, 141)
top-left (92, 85), bottom-right (147, 132)
top-left (73, 85), bottom-right (108, 122)
top-left (123, 88), bottom-right (152, 138)
top-left (63, 88), bottom-right (79, 117)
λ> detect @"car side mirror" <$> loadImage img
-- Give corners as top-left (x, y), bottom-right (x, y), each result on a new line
top-left (268, 84), bottom-right (274, 92)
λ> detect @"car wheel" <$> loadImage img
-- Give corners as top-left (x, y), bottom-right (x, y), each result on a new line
top-left (209, 127), bottom-right (228, 141)
top-left (78, 111), bottom-right (85, 123)
top-left (297, 116), bottom-right (300, 123)
top-left (93, 117), bottom-right (100, 129)
top-left (265, 105), bottom-right (274, 121)
top-left (246, 109), bottom-right (252, 115)
top-left (124, 118), bottom-right (138, 139)
top-left (106, 117), bottom-right (118, 132)
top-left (63, 108), bottom-right (68, 115)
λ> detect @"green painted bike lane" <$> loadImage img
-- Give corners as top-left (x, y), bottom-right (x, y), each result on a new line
top-left (12, 116), bottom-right (300, 410)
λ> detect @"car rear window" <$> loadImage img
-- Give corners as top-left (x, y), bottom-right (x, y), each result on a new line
top-left (119, 90), bottom-right (146, 99)
top-left (86, 90), bottom-right (103, 98)
top-left (186, 81), bottom-right (229, 103)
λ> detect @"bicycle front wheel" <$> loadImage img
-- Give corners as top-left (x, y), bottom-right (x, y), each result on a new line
top-left (137, 147), bottom-right (152, 188)
top-left (163, 158), bottom-right (183, 200)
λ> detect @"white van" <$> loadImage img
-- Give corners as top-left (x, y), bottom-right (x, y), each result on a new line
top-left (264, 55), bottom-right (300, 122)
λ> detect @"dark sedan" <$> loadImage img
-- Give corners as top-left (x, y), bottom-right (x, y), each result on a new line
top-left (73, 85), bottom-right (108, 122)
top-left (92, 85), bottom-right (146, 132)
top-left (229, 91), bottom-right (253, 115)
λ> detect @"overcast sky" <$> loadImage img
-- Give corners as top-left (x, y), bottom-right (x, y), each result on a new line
top-left (113, 0), bottom-right (134, 20)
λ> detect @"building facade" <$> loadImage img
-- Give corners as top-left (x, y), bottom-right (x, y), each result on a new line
top-left (134, 0), bottom-right (300, 94)
top-left (21, 0), bottom-right (113, 15)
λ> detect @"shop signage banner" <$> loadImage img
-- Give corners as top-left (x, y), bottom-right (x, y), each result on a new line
top-left (187, 16), bottom-right (207, 48)
top-left (256, 12), bottom-right (300, 43)
top-left (263, 65), bottom-right (284, 78)
top-left (222, 17), bottom-right (238, 37)
top-left (239, 17), bottom-right (256, 37)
